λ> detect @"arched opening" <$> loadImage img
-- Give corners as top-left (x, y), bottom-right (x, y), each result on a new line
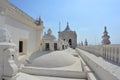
top-left (69, 39), bottom-right (72, 47)
top-left (45, 43), bottom-right (49, 51)
top-left (54, 43), bottom-right (57, 50)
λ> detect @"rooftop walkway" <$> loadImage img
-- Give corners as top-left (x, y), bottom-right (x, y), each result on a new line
top-left (76, 48), bottom-right (120, 80)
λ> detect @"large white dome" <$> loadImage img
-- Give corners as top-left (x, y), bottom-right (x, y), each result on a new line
top-left (28, 51), bottom-right (77, 68)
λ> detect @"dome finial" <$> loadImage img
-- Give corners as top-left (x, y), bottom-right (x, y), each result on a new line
top-left (67, 22), bottom-right (69, 25)
top-left (65, 22), bottom-right (71, 31)
top-left (104, 26), bottom-right (107, 32)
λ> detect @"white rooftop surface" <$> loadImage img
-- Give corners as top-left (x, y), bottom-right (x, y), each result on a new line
top-left (29, 51), bottom-right (77, 68)
top-left (64, 48), bottom-right (79, 56)
top-left (17, 48), bottom-right (85, 80)
top-left (16, 72), bottom-right (85, 80)
top-left (17, 49), bottom-right (85, 80)
top-left (78, 49), bottom-right (120, 79)
top-left (26, 48), bottom-right (82, 71)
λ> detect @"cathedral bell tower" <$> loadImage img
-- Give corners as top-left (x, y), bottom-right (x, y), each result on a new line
top-left (58, 22), bottom-right (77, 49)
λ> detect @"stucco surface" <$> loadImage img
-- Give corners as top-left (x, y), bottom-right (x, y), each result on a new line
top-left (26, 49), bottom-right (77, 68)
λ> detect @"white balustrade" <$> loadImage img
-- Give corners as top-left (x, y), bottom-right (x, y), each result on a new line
top-left (78, 45), bottom-right (120, 64)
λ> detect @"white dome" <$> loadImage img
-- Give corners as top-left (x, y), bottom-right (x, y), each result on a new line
top-left (28, 51), bottom-right (77, 68)
top-left (43, 34), bottom-right (56, 40)
top-left (42, 28), bottom-right (56, 41)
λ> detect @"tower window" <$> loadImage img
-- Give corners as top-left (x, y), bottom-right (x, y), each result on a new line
top-left (54, 43), bottom-right (57, 50)
top-left (45, 43), bottom-right (50, 51)
top-left (69, 39), bottom-right (72, 46)
top-left (62, 45), bottom-right (64, 49)
top-left (19, 41), bottom-right (23, 53)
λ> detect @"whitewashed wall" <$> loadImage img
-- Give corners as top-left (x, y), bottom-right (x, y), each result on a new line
top-left (0, 13), bottom-right (42, 56)
top-left (0, 0), bottom-right (44, 58)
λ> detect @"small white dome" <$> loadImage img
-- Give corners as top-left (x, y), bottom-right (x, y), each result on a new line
top-left (47, 28), bottom-right (52, 35)
top-left (29, 51), bottom-right (77, 68)
top-left (43, 34), bottom-right (56, 40)
top-left (43, 28), bottom-right (56, 40)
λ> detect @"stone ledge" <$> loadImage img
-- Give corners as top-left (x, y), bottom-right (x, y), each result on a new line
top-left (21, 66), bottom-right (87, 79)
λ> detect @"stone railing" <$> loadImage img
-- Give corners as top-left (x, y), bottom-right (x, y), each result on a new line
top-left (77, 45), bottom-right (102, 56)
top-left (77, 45), bottom-right (120, 64)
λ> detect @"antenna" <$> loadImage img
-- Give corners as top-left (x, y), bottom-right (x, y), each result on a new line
top-left (94, 36), bottom-right (97, 45)
top-left (59, 22), bottom-right (61, 33)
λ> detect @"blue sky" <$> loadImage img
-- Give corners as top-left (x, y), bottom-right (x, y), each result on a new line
top-left (9, 0), bottom-right (120, 45)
